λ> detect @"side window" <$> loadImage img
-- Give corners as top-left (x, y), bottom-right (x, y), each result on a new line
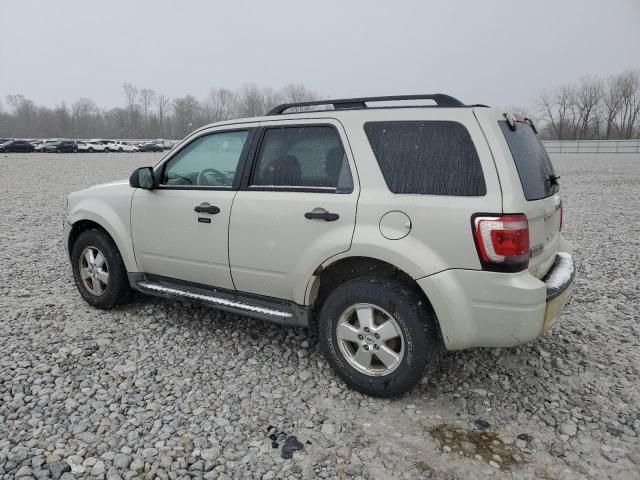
top-left (251, 126), bottom-right (353, 193)
top-left (364, 121), bottom-right (486, 196)
top-left (162, 130), bottom-right (249, 187)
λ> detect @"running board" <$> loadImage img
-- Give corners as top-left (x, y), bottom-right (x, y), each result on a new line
top-left (131, 275), bottom-right (309, 327)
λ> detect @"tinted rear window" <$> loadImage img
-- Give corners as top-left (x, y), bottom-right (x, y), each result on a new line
top-left (252, 126), bottom-right (353, 192)
top-left (364, 121), bottom-right (486, 196)
top-left (499, 121), bottom-right (558, 200)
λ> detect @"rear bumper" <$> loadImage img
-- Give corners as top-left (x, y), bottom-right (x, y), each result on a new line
top-left (417, 249), bottom-right (575, 350)
top-left (541, 252), bottom-right (575, 333)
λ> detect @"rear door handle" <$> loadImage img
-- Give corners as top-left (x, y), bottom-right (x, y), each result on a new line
top-left (194, 203), bottom-right (220, 214)
top-left (304, 208), bottom-right (339, 222)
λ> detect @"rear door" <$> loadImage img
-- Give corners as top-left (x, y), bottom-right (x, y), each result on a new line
top-left (228, 119), bottom-right (358, 302)
top-left (496, 117), bottom-right (562, 278)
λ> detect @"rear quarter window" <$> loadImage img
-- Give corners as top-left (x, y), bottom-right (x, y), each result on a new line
top-left (364, 121), bottom-right (486, 196)
top-left (499, 121), bottom-right (558, 201)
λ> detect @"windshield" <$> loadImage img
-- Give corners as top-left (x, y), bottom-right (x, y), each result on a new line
top-left (499, 121), bottom-right (558, 201)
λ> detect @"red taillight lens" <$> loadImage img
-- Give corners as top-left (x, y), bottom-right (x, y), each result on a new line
top-left (474, 214), bottom-right (530, 272)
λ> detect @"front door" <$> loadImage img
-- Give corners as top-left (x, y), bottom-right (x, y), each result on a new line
top-left (229, 121), bottom-right (358, 302)
top-left (131, 127), bottom-right (254, 289)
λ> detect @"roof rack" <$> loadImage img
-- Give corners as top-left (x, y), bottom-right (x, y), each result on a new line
top-left (267, 93), bottom-right (465, 115)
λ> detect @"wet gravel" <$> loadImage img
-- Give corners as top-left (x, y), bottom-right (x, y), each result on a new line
top-left (0, 152), bottom-right (639, 479)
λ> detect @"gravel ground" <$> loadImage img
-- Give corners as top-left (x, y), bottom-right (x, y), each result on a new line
top-left (0, 152), bottom-right (639, 480)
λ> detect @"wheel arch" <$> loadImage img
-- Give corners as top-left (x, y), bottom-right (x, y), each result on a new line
top-left (67, 211), bottom-right (137, 273)
top-left (68, 219), bottom-right (109, 255)
top-left (307, 256), bottom-right (441, 336)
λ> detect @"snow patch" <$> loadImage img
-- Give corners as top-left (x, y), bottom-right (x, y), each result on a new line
top-left (544, 252), bottom-right (574, 291)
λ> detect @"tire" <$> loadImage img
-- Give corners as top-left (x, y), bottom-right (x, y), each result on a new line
top-left (318, 276), bottom-right (439, 397)
top-left (105, 147), bottom-right (110, 153)
top-left (88, 147), bottom-right (94, 153)
top-left (71, 229), bottom-right (131, 309)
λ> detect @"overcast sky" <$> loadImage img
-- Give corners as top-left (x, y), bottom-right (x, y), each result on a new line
top-left (1, 0), bottom-right (638, 111)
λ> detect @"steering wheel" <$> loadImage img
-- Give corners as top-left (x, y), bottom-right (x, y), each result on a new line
top-left (196, 168), bottom-right (227, 186)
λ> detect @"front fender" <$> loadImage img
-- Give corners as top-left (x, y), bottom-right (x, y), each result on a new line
top-left (66, 184), bottom-right (137, 273)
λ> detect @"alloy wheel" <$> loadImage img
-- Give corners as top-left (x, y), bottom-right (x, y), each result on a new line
top-left (336, 303), bottom-right (404, 376)
top-left (79, 246), bottom-right (109, 296)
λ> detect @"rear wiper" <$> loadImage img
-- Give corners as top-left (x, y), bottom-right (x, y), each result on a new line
top-left (548, 174), bottom-right (560, 187)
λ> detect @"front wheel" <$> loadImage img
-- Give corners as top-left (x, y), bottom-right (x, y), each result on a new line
top-left (318, 276), bottom-right (440, 397)
top-left (71, 229), bottom-right (131, 309)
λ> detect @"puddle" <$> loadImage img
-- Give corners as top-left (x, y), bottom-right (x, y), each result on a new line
top-left (428, 424), bottom-right (527, 471)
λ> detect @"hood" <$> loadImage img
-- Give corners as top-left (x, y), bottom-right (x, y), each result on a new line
top-left (67, 179), bottom-right (134, 218)
top-left (68, 179), bottom-right (130, 201)
top-left (90, 179), bottom-right (129, 188)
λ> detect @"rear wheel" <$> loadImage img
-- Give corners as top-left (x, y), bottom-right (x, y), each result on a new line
top-left (71, 229), bottom-right (131, 309)
top-left (318, 276), bottom-right (439, 397)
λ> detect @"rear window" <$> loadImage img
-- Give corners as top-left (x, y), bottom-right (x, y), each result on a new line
top-left (499, 121), bottom-right (558, 201)
top-left (364, 121), bottom-right (486, 196)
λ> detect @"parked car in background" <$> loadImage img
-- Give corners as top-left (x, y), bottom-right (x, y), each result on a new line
top-left (43, 140), bottom-right (77, 153)
top-left (35, 139), bottom-right (61, 152)
top-left (138, 142), bottom-right (164, 152)
top-left (76, 142), bottom-right (90, 153)
top-left (0, 139), bottom-right (36, 153)
top-left (84, 140), bottom-right (109, 152)
top-left (111, 141), bottom-right (136, 152)
top-left (91, 140), bottom-right (114, 152)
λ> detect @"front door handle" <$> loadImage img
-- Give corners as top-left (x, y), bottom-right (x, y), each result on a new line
top-left (194, 203), bottom-right (220, 214)
top-left (304, 208), bottom-right (339, 222)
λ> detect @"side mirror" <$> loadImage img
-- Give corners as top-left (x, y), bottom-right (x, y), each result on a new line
top-left (129, 167), bottom-right (155, 190)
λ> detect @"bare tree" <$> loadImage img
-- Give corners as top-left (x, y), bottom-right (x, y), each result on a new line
top-left (72, 98), bottom-right (99, 138)
top-left (105, 107), bottom-right (128, 139)
top-left (603, 74), bottom-right (626, 139)
top-left (140, 88), bottom-right (156, 136)
top-left (204, 88), bottom-right (235, 123)
top-left (614, 70), bottom-right (640, 139)
top-left (235, 83), bottom-right (267, 118)
top-left (573, 77), bottom-right (603, 139)
top-left (156, 94), bottom-right (170, 137)
top-left (122, 83), bottom-right (140, 137)
top-left (54, 103), bottom-right (72, 137)
top-left (172, 95), bottom-right (201, 138)
top-left (6, 94), bottom-right (37, 137)
top-left (538, 86), bottom-right (571, 140)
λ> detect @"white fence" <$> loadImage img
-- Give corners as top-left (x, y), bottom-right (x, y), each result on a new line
top-left (542, 140), bottom-right (640, 154)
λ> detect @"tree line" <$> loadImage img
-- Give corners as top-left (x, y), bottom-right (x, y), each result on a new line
top-left (2, 71), bottom-right (639, 140)
top-left (0, 83), bottom-right (317, 140)
top-left (536, 70), bottom-right (640, 140)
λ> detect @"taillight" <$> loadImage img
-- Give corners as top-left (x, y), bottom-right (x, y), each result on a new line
top-left (473, 214), bottom-right (530, 272)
